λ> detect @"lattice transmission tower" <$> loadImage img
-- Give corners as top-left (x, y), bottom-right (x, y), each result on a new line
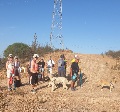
top-left (50, 0), bottom-right (64, 49)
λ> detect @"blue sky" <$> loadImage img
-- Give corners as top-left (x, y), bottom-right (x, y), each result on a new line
top-left (0, 0), bottom-right (120, 57)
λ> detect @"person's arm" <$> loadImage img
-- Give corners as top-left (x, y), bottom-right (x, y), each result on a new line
top-left (52, 60), bottom-right (55, 68)
top-left (19, 61), bottom-right (20, 68)
top-left (46, 61), bottom-right (48, 68)
top-left (77, 63), bottom-right (80, 74)
top-left (52, 60), bottom-right (55, 65)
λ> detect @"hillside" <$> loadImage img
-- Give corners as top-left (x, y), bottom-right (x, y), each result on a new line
top-left (0, 51), bottom-right (120, 112)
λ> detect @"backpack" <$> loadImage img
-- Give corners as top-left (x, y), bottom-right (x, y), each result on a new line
top-left (14, 79), bottom-right (21, 87)
top-left (58, 59), bottom-right (64, 67)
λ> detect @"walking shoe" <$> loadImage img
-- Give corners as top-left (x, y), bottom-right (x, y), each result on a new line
top-left (71, 88), bottom-right (75, 91)
top-left (8, 88), bottom-right (12, 91)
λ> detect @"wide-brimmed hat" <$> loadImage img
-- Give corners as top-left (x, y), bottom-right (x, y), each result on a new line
top-left (33, 54), bottom-right (39, 58)
top-left (8, 54), bottom-right (13, 58)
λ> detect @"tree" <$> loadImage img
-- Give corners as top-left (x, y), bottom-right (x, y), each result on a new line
top-left (31, 33), bottom-right (54, 56)
top-left (31, 33), bottom-right (39, 54)
top-left (105, 50), bottom-right (120, 58)
top-left (4, 42), bottom-right (31, 60)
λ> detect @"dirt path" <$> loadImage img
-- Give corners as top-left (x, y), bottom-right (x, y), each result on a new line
top-left (0, 76), bottom-right (120, 112)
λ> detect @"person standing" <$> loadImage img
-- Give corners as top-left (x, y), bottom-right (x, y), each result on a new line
top-left (37, 59), bottom-right (45, 81)
top-left (70, 56), bottom-right (80, 91)
top-left (58, 55), bottom-right (65, 77)
top-left (62, 54), bottom-right (67, 75)
top-left (30, 54), bottom-right (39, 93)
top-left (14, 56), bottom-right (22, 87)
top-left (71, 54), bottom-right (78, 63)
top-left (46, 56), bottom-right (55, 78)
top-left (6, 54), bottom-right (14, 91)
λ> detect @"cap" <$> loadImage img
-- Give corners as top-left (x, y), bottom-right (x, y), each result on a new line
top-left (75, 56), bottom-right (80, 60)
top-left (33, 54), bottom-right (39, 58)
top-left (74, 54), bottom-right (78, 58)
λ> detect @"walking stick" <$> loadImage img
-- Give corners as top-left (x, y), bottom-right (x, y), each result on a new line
top-left (79, 69), bottom-right (82, 87)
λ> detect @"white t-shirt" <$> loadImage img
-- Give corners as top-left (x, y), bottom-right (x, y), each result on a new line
top-left (7, 61), bottom-right (14, 74)
top-left (47, 60), bottom-right (55, 68)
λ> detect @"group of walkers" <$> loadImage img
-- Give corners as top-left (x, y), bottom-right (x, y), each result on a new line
top-left (6, 53), bottom-right (81, 93)
top-left (6, 54), bottom-right (22, 91)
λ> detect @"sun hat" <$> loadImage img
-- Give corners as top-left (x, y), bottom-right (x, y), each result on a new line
top-left (33, 54), bottom-right (39, 58)
top-left (8, 54), bottom-right (13, 58)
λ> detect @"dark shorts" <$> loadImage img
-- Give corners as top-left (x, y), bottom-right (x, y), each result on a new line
top-left (14, 69), bottom-right (19, 76)
top-left (31, 73), bottom-right (38, 85)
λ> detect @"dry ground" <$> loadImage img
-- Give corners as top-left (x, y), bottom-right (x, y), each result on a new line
top-left (0, 51), bottom-right (120, 112)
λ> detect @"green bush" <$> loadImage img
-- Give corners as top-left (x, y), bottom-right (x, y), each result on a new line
top-left (4, 42), bottom-right (31, 60)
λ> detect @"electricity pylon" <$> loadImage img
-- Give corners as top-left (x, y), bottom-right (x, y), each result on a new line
top-left (50, 0), bottom-right (64, 49)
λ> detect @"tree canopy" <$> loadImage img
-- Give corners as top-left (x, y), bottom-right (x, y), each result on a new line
top-left (4, 43), bottom-right (31, 60)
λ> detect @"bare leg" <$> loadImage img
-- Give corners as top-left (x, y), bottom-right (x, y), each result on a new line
top-left (42, 71), bottom-right (45, 81)
top-left (71, 81), bottom-right (75, 91)
top-left (71, 81), bottom-right (75, 88)
top-left (7, 78), bottom-right (12, 91)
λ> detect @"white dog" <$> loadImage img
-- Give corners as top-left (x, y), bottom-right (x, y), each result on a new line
top-left (48, 76), bottom-right (70, 91)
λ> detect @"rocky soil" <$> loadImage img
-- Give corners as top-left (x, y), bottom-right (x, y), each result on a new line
top-left (0, 51), bottom-right (120, 112)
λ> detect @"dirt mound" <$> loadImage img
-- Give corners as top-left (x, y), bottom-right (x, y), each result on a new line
top-left (43, 51), bottom-right (118, 82)
top-left (0, 51), bottom-right (120, 112)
